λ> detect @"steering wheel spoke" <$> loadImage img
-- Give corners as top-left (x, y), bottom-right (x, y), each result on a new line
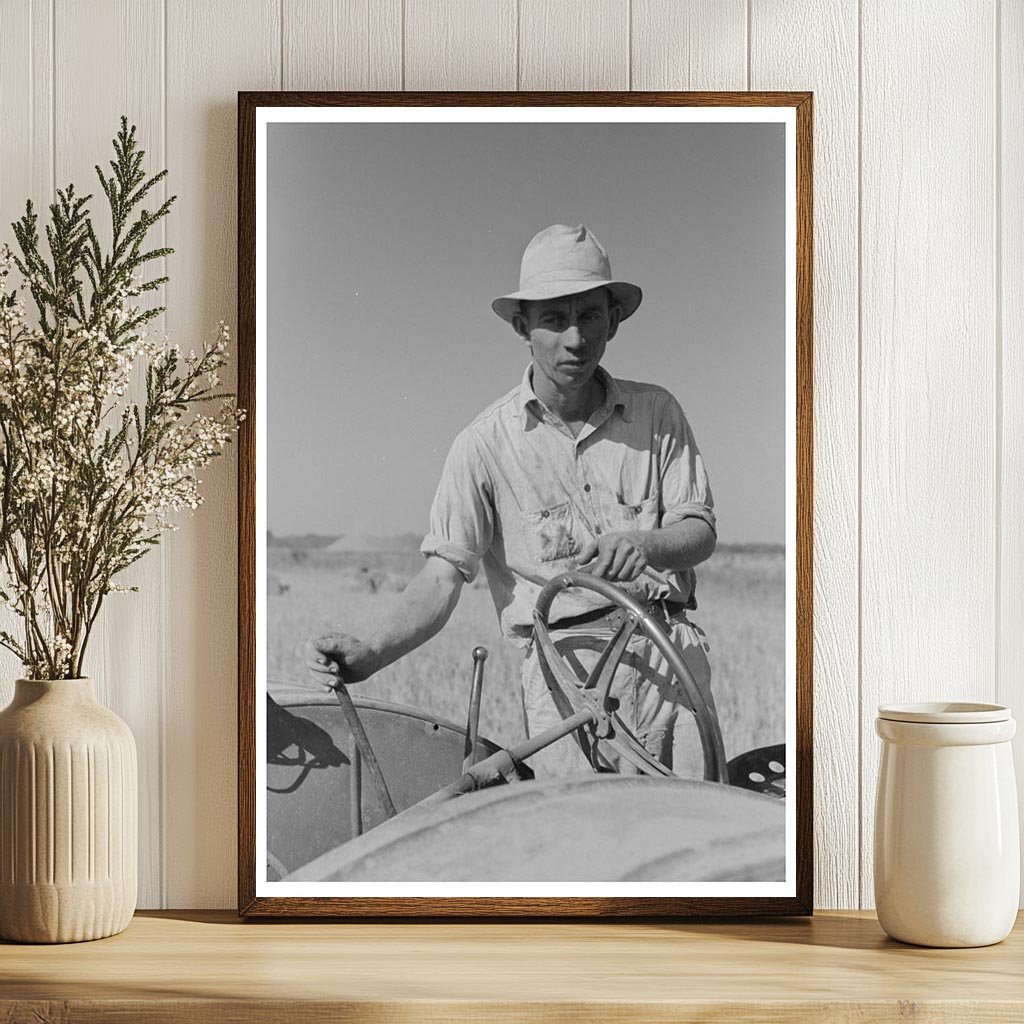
top-left (531, 614), bottom-right (603, 764)
top-left (583, 614), bottom-right (639, 730)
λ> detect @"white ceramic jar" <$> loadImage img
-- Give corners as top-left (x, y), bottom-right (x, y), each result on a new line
top-left (874, 702), bottom-right (1019, 947)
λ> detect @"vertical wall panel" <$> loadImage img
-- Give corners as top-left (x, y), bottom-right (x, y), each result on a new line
top-left (860, 1), bottom-right (997, 908)
top-left (164, 0), bottom-right (279, 908)
top-left (632, 0), bottom-right (746, 90)
top-left (1000, 0), bottom-right (1024, 902)
top-left (751, 0), bottom-right (860, 910)
top-left (284, 0), bottom-right (402, 90)
top-left (52, 0), bottom-right (166, 909)
top-left (404, 0), bottom-right (516, 90)
top-left (519, 0), bottom-right (628, 90)
top-left (0, 0), bottom-right (50, 232)
top-left (0, 1), bottom-right (53, 701)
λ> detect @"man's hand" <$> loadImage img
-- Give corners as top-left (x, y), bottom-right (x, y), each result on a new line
top-left (576, 532), bottom-right (648, 582)
top-left (305, 632), bottom-right (380, 692)
top-left (303, 557), bottom-right (464, 695)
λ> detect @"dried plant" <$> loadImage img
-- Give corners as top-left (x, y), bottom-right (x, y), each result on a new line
top-left (0, 117), bottom-right (242, 679)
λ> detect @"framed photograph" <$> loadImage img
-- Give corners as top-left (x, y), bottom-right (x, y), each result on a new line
top-left (238, 91), bottom-right (813, 917)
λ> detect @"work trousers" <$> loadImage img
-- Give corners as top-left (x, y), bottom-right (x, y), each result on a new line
top-left (519, 615), bottom-right (715, 779)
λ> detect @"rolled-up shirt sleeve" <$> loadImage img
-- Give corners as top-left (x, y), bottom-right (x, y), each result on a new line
top-left (420, 429), bottom-right (494, 583)
top-left (658, 393), bottom-right (716, 535)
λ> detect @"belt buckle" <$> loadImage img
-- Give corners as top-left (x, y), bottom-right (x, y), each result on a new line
top-left (605, 602), bottom-right (659, 633)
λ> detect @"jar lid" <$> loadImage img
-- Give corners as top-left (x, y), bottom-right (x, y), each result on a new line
top-left (877, 701), bottom-right (1011, 724)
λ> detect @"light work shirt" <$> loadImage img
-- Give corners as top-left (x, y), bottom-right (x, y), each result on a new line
top-left (421, 364), bottom-right (716, 648)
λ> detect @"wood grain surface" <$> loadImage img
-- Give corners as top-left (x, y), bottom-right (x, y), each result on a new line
top-left (1, 910), bottom-right (1023, 1023)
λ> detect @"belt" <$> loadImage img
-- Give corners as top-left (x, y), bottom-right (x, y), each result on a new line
top-left (549, 598), bottom-right (688, 634)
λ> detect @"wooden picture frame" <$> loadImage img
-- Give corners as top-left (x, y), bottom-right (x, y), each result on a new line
top-left (238, 91), bottom-right (813, 917)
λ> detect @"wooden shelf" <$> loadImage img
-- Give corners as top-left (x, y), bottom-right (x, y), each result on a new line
top-left (2, 910), bottom-right (1022, 1022)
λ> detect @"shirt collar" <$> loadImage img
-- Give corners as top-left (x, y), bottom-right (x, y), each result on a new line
top-left (517, 363), bottom-right (632, 426)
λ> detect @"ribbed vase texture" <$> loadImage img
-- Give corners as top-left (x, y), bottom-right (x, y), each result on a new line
top-left (0, 678), bottom-right (137, 943)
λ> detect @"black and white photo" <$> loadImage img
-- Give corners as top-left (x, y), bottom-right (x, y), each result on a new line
top-left (239, 95), bottom-right (812, 916)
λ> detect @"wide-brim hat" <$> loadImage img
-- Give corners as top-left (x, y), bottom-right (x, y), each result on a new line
top-left (491, 223), bottom-right (643, 324)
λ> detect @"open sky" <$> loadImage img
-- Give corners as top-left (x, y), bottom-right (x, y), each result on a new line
top-left (267, 119), bottom-right (785, 545)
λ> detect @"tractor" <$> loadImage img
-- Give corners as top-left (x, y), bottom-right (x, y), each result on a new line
top-left (267, 571), bottom-right (786, 883)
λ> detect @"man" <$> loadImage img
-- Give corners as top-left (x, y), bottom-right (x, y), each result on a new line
top-left (308, 224), bottom-right (717, 778)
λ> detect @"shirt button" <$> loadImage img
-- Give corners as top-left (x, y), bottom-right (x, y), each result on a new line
top-left (583, 484), bottom-right (591, 493)
top-left (541, 509), bottom-right (550, 518)
top-left (595, 526), bottom-right (602, 534)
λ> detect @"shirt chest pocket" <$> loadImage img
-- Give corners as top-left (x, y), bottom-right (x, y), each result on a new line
top-left (602, 494), bottom-right (660, 534)
top-left (520, 501), bottom-right (582, 564)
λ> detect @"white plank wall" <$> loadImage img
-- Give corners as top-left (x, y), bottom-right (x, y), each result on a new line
top-left (1002, 0), bottom-right (1024, 902)
top-left (53, 0), bottom-right (167, 910)
top-left (0, 0), bottom-right (51, 245)
top-left (0, 1), bottom-right (53, 694)
top-left (405, 0), bottom-right (516, 90)
top-left (631, 1), bottom-right (746, 91)
top-left (162, 0), bottom-right (279, 908)
top-left (859, 0), bottom-right (998, 909)
top-left (284, 0), bottom-right (402, 90)
top-left (519, 0), bottom-right (629, 90)
top-left (750, 0), bottom-right (860, 913)
top-left (0, 0), bottom-right (1019, 910)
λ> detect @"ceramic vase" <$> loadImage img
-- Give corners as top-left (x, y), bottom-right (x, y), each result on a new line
top-left (874, 702), bottom-right (1019, 948)
top-left (0, 678), bottom-right (137, 942)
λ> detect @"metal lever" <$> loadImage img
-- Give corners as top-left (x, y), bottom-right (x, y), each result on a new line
top-left (462, 646), bottom-right (488, 772)
top-left (326, 669), bottom-right (397, 820)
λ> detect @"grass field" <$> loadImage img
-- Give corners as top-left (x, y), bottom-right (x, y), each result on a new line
top-left (267, 545), bottom-right (785, 764)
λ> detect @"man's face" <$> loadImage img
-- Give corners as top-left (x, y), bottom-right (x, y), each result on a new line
top-left (514, 288), bottom-right (621, 393)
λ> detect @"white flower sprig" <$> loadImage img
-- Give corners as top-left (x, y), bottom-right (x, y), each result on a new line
top-left (0, 118), bottom-right (242, 680)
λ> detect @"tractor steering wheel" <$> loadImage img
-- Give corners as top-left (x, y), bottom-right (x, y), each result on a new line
top-left (532, 572), bottom-right (729, 784)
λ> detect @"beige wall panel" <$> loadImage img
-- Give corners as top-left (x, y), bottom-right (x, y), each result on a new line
top-left (632, 0), bottom-right (746, 90)
top-left (0, 2), bottom-right (54, 697)
top-left (164, 0), bottom-right (279, 908)
top-left (519, 0), bottom-right (628, 90)
top-left (50, 0), bottom-right (166, 908)
top-left (751, 1), bottom-right (859, 909)
top-left (1000, 0), bottom-right (1024, 903)
top-left (860, 0), bottom-right (997, 908)
top-left (0, 0), bottom-right (50, 229)
top-left (284, 0), bottom-right (402, 90)
top-left (404, 0), bottom-right (516, 90)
